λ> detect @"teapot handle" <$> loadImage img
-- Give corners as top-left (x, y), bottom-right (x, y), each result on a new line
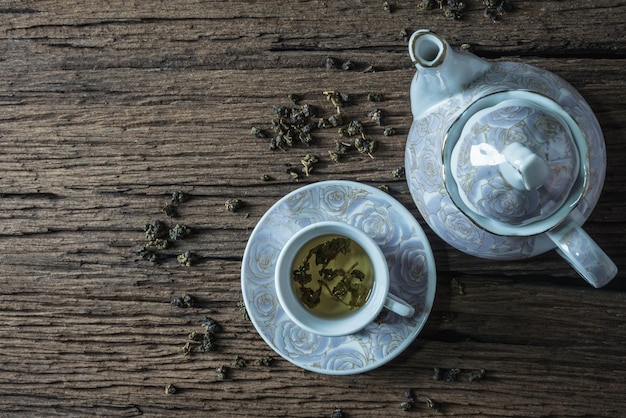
top-left (547, 221), bottom-right (617, 288)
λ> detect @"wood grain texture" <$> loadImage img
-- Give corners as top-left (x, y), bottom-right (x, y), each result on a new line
top-left (1, 1), bottom-right (625, 416)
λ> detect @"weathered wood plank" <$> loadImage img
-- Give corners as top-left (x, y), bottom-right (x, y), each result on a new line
top-left (1, 273), bottom-right (625, 416)
top-left (1, 1), bottom-right (625, 416)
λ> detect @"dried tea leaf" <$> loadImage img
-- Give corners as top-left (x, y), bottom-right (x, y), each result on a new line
top-left (171, 293), bottom-right (195, 308)
top-left (177, 250), bottom-right (194, 266)
top-left (383, 127), bottom-right (396, 136)
top-left (392, 166), bottom-right (405, 178)
top-left (216, 365), bottom-right (230, 380)
top-left (468, 368), bottom-right (487, 381)
top-left (169, 224), bottom-right (191, 241)
top-left (255, 356), bottom-right (274, 366)
top-left (450, 277), bottom-right (466, 295)
top-left (225, 198), bottom-right (245, 212)
top-left (232, 355), bottom-right (247, 369)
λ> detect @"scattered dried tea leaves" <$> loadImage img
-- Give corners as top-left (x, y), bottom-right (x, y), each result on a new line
top-left (286, 166), bottom-right (301, 182)
top-left (165, 383), bottom-right (177, 395)
top-left (483, 0), bottom-right (513, 22)
top-left (161, 201), bottom-right (179, 218)
top-left (368, 108), bottom-right (383, 126)
top-left (288, 93), bottom-right (302, 104)
top-left (426, 398), bottom-right (442, 412)
top-left (237, 300), bottom-right (250, 321)
top-left (354, 134), bottom-right (378, 158)
top-left (136, 246), bottom-right (165, 263)
top-left (198, 332), bottom-right (217, 353)
top-left (136, 192), bottom-right (196, 265)
top-left (443, 4), bottom-right (464, 19)
top-left (392, 166), bottom-right (405, 178)
top-left (419, 0), bottom-right (513, 21)
top-left (325, 57), bottom-right (357, 72)
top-left (254, 356), bottom-right (274, 366)
top-left (441, 311), bottom-right (457, 322)
top-left (327, 113), bottom-right (343, 127)
top-left (225, 198), bottom-right (245, 212)
top-left (171, 293), bottom-right (195, 308)
top-left (345, 119), bottom-right (363, 136)
top-left (468, 368), bottom-right (487, 381)
top-left (202, 316), bottom-right (222, 334)
top-left (265, 102), bottom-right (319, 150)
top-left (301, 154), bottom-right (319, 176)
top-left (169, 224), bottom-right (191, 241)
top-left (325, 56), bottom-right (337, 70)
top-left (400, 388), bottom-right (416, 411)
top-left (187, 330), bottom-right (202, 341)
top-left (181, 341), bottom-right (193, 356)
top-left (446, 367), bottom-right (461, 381)
top-left (177, 250), bottom-right (194, 266)
top-left (323, 90), bottom-right (352, 113)
top-left (341, 60), bottom-right (354, 71)
top-left (399, 28), bottom-right (409, 42)
top-left (216, 365), bottom-right (230, 380)
top-left (254, 88), bottom-right (398, 179)
top-left (383, 127), bottom-right (396, 137)
top-left (144, 220), bottom-right (168, 241)
top-left (450, 277), bottom-right (466, 295)
top-left (182, 316), bottom-right (222, 356)
top-left (330, 407), bottom-right (344, 418)
top-left (171, 191), bottom-right (188, 204)
top-left (146, 238), bottom-right (169, 250)
top-left (231, 355), bottom-right (247, 369)
top-left (367, 92), bottom-right (383, 102)
top-left (433, 367), bottom-right (487, 382)
top-left (251, 126), bottom-right (267, 138)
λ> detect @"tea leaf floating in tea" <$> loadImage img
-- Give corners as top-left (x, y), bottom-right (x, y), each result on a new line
top-left (299, 286), bottom-right (322, 309)
top-left (291, 235), bottom-right (374, 317)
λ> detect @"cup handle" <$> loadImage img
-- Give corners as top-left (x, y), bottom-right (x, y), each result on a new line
top-left (547, 221), bottom-right (618, 288)
top-left (384, 293), bottom-right (416, 317)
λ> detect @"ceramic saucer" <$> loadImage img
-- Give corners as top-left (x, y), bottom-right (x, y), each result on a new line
top-left (241, 180), bottom-right (436, 375)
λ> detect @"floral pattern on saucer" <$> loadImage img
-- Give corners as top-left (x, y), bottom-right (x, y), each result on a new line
top-left (241, 181), bottom-right (436, 375)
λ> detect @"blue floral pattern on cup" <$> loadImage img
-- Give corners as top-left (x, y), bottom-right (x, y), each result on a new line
top-left (241, 181), bottom-right (437, 375)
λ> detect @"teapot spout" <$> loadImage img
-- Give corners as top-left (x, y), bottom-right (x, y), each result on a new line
top-left (408, 30), bottom-right (490, 119)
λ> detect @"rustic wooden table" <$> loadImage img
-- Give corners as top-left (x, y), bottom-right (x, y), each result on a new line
top-left (1, 1), bottom-right (625, 416)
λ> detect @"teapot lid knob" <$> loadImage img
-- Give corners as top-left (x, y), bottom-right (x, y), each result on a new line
top-left (500, 142), bottom-right (550, 191)
top-left (444, 92), bottom-right (589, 236)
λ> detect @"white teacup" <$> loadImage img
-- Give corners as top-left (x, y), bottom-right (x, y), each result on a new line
top-left (275, 221), bottom-right (415, 337)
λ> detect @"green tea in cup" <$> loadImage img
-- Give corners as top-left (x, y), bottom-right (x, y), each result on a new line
top-left (275, 221), bottom-right (415, 337)
top-left (290, 234), bottom-right (374, 319)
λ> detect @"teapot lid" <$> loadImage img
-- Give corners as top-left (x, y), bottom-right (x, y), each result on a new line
top-left (444, 91), bottom-right (589, 236)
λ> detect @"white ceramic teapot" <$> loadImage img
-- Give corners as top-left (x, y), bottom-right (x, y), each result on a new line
top-left (404, 30), bottom-right (617, 287)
